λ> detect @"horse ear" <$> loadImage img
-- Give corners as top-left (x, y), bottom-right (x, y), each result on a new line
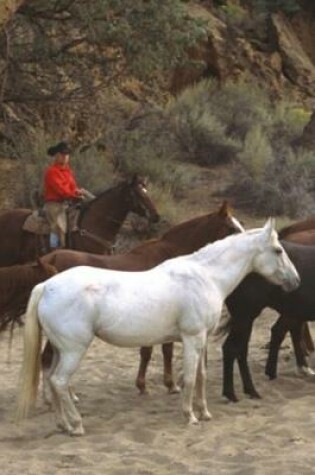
top-left (262, 217), bottom-right (276, 241)
top-left (218, 200), bottom-right (231, 217)
top-left (37, 256), bottom-right (44, 268)
top-left (130, 173), bottom-right (139, 185)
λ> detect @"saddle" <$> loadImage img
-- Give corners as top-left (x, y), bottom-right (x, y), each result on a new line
top-left (22, 205), bottom-right (80, 235)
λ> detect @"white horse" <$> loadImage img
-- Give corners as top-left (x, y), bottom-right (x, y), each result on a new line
top-left (17, 219), bottom-right (300, 436)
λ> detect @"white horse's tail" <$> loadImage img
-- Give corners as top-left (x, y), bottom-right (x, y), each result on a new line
top-left (17, 283), bottom-right (45, 421)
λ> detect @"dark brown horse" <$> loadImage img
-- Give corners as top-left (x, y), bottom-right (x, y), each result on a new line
top-left (278, 218), bottom-right (315, 239)
top-left (0, 258), bottom-right (57, 333)
top-left (222, 240), bottom-right (315, 402)
top-left (278, 222), bottom-right (315, 355)
top-left (0, 175), bottom-right (159, 267)
top-left (40, 201), bottom-right (244, 395)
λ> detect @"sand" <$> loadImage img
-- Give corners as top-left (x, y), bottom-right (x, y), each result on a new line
top-left (0, 312), bottom-right (315, 475)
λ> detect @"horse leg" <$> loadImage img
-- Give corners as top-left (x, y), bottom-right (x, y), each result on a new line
top-left (44, 345), bottom-right (67, 429)
top-left (265, 315), bottom-right (288, 380)
top-left (195, 343), bottom-right (211, 421)
top-left (222, 333), bottom-right (238, 402)
top-left (162, 343), bottom-right (180, 394)
top-left (182, 334), bottom-right (204, 425)
top-left (300, 323), bottom-right (315, 357)
top-left (237, 321), bottom-right (261, 399)
top-left (50, 349), bottom-right (85, 436)
top-left (42, 340), bottom-right (80, 405)
top-left (41, 340), bottom-right (54, 405)
top-left (136, 346), bottom-right (153, 395)
top-left (290, 320), bottom-right (315, 376)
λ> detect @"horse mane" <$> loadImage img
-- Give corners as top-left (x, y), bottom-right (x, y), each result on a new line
top-left (78, 181), bottom-right (126, 225)
top-left (161, 213), bottom-right (211, 240)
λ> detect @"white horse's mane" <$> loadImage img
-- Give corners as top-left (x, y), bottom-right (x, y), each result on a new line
top-left (188, 227), bottom-right (267, 264)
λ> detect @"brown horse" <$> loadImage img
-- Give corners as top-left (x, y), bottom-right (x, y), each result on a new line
top-left (0, 175), bottom-right (159, 267)
top-left (0, 258), bottom-right (57, 333)
top-left (40, 201), bottom-right (244, 395)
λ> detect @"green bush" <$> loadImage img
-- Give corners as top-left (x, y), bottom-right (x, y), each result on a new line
top-left (167, 80), bottom-right (241, 165)
top-left (237, 125), bottom-right (273, 179)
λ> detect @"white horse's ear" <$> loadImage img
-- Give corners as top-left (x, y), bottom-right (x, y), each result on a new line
top-left (262, 217), bottom-right (275, 242)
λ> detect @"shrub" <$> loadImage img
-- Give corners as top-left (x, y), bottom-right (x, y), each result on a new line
top-left (167, 80), bottom-right (241, 165)
top-left (237, 125), bottom-right (273, 179)
top-left (231, 148), bottom-right (315, 218)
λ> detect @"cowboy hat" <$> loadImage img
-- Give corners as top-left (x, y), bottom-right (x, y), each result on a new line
top-left (47, 141), bottom-right (71, 156)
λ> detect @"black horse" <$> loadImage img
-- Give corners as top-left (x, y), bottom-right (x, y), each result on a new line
top-left (223, 240), bottom-right (315, 402)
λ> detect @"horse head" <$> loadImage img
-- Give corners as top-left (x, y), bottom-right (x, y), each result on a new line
top-left (253, 218), bottom-right (300, 292)
top-left (125, 174), bottom-right (160, 223)
top-left (213, 200), bottom-right (245, 239)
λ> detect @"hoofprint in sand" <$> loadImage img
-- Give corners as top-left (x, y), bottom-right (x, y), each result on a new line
top-left (1, 317), bottom-right (315, 474)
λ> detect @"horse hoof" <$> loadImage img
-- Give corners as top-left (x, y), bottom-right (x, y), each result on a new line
top-left (296, 366), bottom-right (315, 377)
top-left (138, 388), bottom-right (149, 396)
top-left (168, 384), bottom-right (181, 394)
top-left (56, 421), bottom-right (72, 434)
top-left (223, 392), bottom-right (239, 403)
top-left (249, 392), bottom-right (262, 400)
top-left (266, 373), bottom-right (276, 380)
top-left (70, 425), bottom-right (85, 437)
top-left (199, 410), bottom-right (212, 421)
top-left (188, 415), bottom-right (199, 425)
top-left (244, 389), bottom-right (262, 399)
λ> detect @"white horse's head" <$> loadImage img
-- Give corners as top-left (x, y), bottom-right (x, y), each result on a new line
top-left (252, 218), bottom-right (300, 292)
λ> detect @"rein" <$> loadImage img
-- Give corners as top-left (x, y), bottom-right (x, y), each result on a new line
top-left (74, 228), bottom-right (115, 254)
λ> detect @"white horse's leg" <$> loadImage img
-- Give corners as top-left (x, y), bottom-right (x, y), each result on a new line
top-left (195, 342), bottom-right (212, 421)
top-left (181, 335), bottom-right (203, 425)
top-left (50, 349), bottom-right (86, 436)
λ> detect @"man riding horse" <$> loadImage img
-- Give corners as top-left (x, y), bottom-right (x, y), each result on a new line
top-left (44, 141), bottom-right (93, 249)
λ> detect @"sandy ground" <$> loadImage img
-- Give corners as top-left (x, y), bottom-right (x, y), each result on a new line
top-left (0, 311), bottom-right (315, 475)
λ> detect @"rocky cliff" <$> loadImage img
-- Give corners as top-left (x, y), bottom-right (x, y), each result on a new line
top-left (171, 1), bottom-right (315, 107)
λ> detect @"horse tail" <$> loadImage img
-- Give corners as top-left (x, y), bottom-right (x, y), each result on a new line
top-left (17, 282), bottom-right (45, 421)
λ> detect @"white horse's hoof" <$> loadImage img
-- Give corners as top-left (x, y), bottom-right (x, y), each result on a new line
top-left (199, 410), bottom-right (212, 421)
top-left (187, 414), bottom-right (199, 425)
top-left (168, 384), bottom-right (181, 394)
top-left (70, 425), bottom-right (85, 437)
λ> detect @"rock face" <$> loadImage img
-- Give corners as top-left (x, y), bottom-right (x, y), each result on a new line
top-left (0, 0), bottom-right (25, 29)
top-left (171, 3), bottom-right (315, 106)
top-left (271, 13), bottom-right (315, 98)
top-left (293, 110), bottom-right (315, 149)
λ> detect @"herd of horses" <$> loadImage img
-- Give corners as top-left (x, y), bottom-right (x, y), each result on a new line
top-left (0, 174), bottom-right (315, 435)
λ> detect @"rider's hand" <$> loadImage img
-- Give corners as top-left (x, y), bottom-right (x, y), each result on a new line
top-left (76, 189), bottom-right (85, 198)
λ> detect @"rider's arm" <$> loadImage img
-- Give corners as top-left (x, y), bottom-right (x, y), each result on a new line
top-left (45, 167), bottom-right (79, 199)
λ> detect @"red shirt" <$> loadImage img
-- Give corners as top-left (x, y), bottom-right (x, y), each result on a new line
top-left (44, 163), bottom-right (79, 201)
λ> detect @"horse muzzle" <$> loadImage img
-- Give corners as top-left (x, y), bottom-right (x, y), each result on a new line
top-left (282, 273), bottom-right (301, 292)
